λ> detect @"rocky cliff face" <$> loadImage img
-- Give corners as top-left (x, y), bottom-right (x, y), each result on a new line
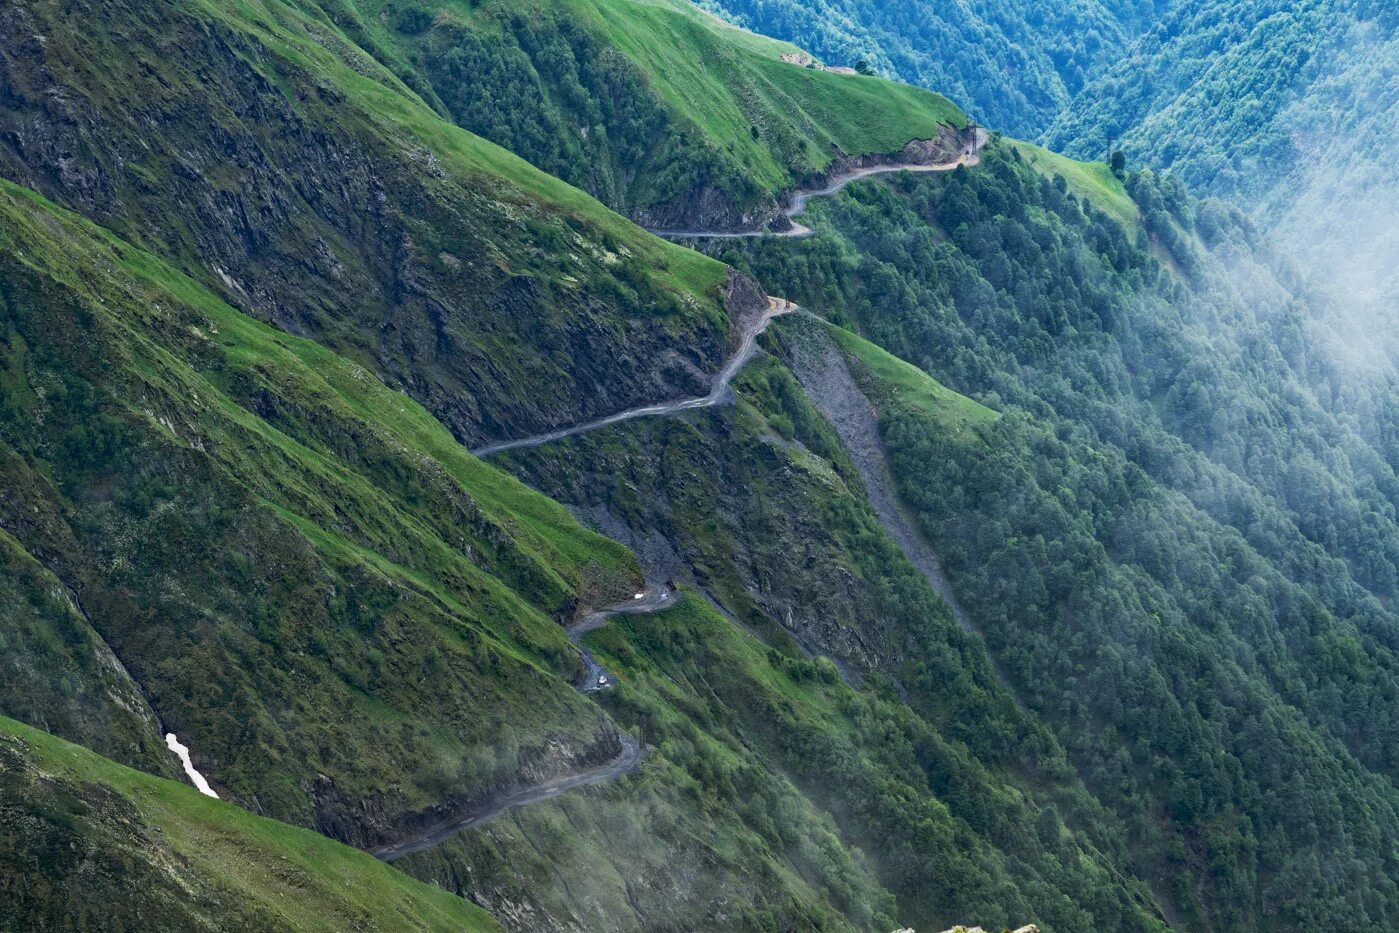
top-left (633, 182), bottom-right (783, 236)
top-left (806, 123), bottom-right (972, 182)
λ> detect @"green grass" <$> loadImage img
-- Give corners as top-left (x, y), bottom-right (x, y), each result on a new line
top-left (570, 0), bottom-right (965, 184)
top-left (200, 0), bottom-right (729, 297)
top-left (1009, 140), bottom-right (1141, 228)
top-left (1, 177), bottom-right (640, 602)
top-left (638, 0), bottom-right (806, 57)
top-left (820, 320), bottom-right (998, 435)
top-left (0, 715), bottom-right (501, 931)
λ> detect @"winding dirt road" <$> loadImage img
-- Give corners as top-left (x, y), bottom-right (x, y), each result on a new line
top-left (372, 733), bottom-right (643, 862)
top-left (572, 583), bottom-right (679, 693)
top-left (376, 135), bottom-right (992, 860)
top-left (472, 297), bottom-right (800, 457)
top-left (650, 129), bottom-right (987, 240)
top-left (378, 299), bottom-right (792, 858)
top-left (371, 585), bottom-right (677, 861)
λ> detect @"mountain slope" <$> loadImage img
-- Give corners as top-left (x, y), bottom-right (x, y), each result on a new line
top-left (0, 0), bottom-right (743, 449)
top-left (708, 138), bottom-right (1399, 930)
top-left (695, 0), bottom-right (1399, 370)
top-left (312, 0), bottom-right (968, 230)
top-left (0, 175), bottom-right (648, 838)
top-left (1044, 0), bottom-right (1399, 375)
top-left (2, 0), bottom-right (1397, 929)
top-left (0, 525), bottom-right (174, 776)
top-left (474, 348), bottom-right (1169, 931)
top-left (0, 715), bottom-right (500, 932)
top-left (0, 171), bottom-right (922, 930)
top-left (1043, 0), bottom-right (1395, 203)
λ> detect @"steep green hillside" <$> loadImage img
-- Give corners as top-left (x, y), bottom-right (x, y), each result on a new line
top-left (317, 0), bottom-right (966, 229)
top-left (2, 0), bottom-right (1397, 929)
top-left (698, 0), bottom-right (1399, 377)
top-left (1007, 140), bottom-right (1140, 228)
top-left (0, 176), bottom-right (647, 837)
top-left (0, 172), bottom-right (976, 930)
top-left (0, 167), bottom-right (1152, 931)
top-left (0, 526), bottom-right (175, 776)
top-left (0, 715), bottom-right (500, 932)
top-left (710, 139), bottom-right (1399, 929)
top-left (0, 0), bottom-right (741, 450)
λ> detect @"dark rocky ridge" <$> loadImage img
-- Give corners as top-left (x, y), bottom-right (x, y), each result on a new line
top-left (632, 181), bottom-right (781, 239)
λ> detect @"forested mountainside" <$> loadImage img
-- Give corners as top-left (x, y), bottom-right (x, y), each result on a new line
top-left (1, 0), bottom-right (1396, 931)
top-left (692, 0), bottom-right (1399, 557)
top-left (0, 0), bottom-right (747, 450)
top-left (697, 0), bottom-right (1398, 322)
top-left (698, 139), bottom-right (1399, 930)
top-left (1044, 0), bottom-right (1397, 204)
top-left (0, 161), bottom-right (909, 930)
top-left (1045, 0), bottom-right (1399, 380)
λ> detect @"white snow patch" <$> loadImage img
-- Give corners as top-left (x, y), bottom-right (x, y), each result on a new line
top-left (165, 732), bottom-right (219, 798)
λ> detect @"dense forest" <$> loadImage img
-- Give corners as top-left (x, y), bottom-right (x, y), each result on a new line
top-left (708, 142), bottom-right (1399, 929)
top-left (1046, 0), bottom-right (1399, 388)
top-left (1045, 0), bottom-right (1398, 201)
top-left (698, 0), bottom-right (1399, 382)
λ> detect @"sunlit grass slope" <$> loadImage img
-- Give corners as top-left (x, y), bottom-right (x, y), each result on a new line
top-left (0, 715), bottom-right (500, 932)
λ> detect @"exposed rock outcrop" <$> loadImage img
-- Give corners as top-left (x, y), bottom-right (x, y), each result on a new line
top-left (767, 123), bottom-right (977, 233)
top-left (778, 314), bottom-right (979, 636)
top-left (632, 183), bottom-right (781, 239)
